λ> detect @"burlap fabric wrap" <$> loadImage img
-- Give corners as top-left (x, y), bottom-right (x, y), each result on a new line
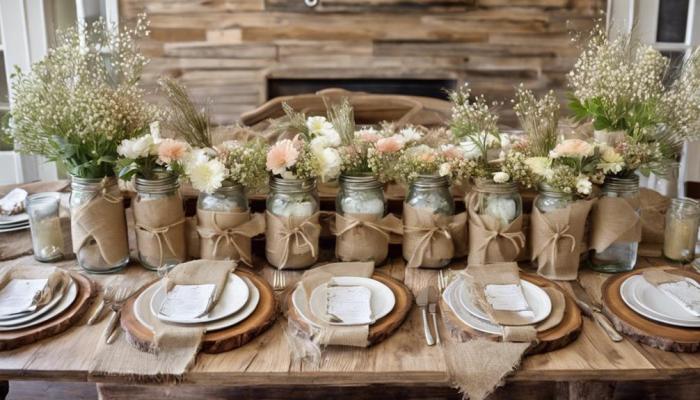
top-left (0, 265), bottom-right (70, 309)
top-left (133, 194), bottom-right (187, 268)
top-left (265, 211), bottom-right (321, 269)
top-left (89, 260), bottom-right (236, 381)
top-left (639, 188), bottom-right (670, 244)
top-left (530, 198), bottom-right (595, 281)
top-left (197, 209), bottom-right (265, 266)
top-left (402, 204), bottom-right (467, 269)
top-left (332, 213), bottom-right (403, 264)
top-left (466, 193), bottom-right (526, 265)
top-left (590, 195), bottom-right (642, 253)
top-left (642, 268), bottom-right (687, 287)
top-left (70, 180), bottom-right (129, 269)
top-left (445, 263), bottom-right (565, 400)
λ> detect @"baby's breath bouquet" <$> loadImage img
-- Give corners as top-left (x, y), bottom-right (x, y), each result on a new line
top-left (3, 15), bottom-right (158, 178)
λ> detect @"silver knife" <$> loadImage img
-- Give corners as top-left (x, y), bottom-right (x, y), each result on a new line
top-left (570, 281), bottom-right (623, 342)
top-left (416, 287), bottom-right (435, 346)
top-left (427, 286), bottom-right (441, 345)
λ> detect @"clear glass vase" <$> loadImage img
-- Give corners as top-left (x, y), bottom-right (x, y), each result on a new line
top-left (472, 179), bottom-right (522, 229)
top-left (267, 177), bottom-right (319, 218)
top-left (198, 183), bottom-right (248, 213)
top-left (26, 192), bottom-right (64, 262)
top-left (663, 198), bottom-right (700, 263)
top-left (197, 182), bottom-right (250, 261)
top-left (405, 175), bottom-right (454, 216)
top-left (336, 174), bottom-right (385, 217)
top-left (535, 184), bottom-right (574, 213)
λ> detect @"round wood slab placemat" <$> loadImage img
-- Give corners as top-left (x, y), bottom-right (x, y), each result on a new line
top-left (601, 267), bottom-right (700, 353)
top-left (121, 268), bottom-right (277, 354)
top-left (286, 272), bottom-right (413, 346)
top-left (441, 272), bottom-right (583, 355)
top-left (0, 272), bottom-right (96, 351)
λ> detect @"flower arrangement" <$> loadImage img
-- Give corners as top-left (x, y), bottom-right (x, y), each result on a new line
top-left (265, 136), bottom-right (320, 180)
top-left (115, 125), bottom-right (190, 181)
top-left (2, 15), bottom-right (158, 178)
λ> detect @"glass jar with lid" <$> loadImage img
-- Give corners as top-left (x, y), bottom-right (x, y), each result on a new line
top-left (197, 182), bottom-right (252, 261)
top-left (472, 179), bottom-right (522, 228)
top-left (336, 174), bottom-right (385, 217)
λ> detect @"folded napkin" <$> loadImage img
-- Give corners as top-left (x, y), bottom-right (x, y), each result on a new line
top-left (163, 259), bottom-right (235, 316)
top-left (0, 266), bottom-right (70, 316)
top-left (643, 269), bottom-right (700, 317)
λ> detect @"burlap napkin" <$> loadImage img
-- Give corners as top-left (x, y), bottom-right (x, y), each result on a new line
top-left (293, 261), bottom-right (374, 348)
top-left (163, 259), bottom-right (235, 314)
top-left (466, 194), bottom-right (525, 265)
top-left (0, 265), bottom-right (70, 310)
top-left (590, 195), bottom-right (642, 253)
top-left (133, 194), bottom-right (187, 268)
top-left (265, 211), bottom-right (321, 269)
top-left (71, 180), bottom-right (129, 267)
top-left (530, 198), bottom-right (595, 281)
top-left (332, 213), bottom-right (403, 264)
top-left (639, 188), bottom-right (670, 244)
top-left (197, 210), bottom-right (265, 266)
top-left (402, 204), bottom-right (468, 269)
top-left (642, 268), bottom-right (687, 286)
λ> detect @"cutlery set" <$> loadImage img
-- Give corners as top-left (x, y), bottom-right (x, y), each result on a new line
top-left (416, 286), bottom-right (441, 346)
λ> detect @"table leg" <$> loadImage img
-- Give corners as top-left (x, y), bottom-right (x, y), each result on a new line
top-left (0, 381), bottom-right (8, 400)
top-left (561, 381), bottom-right (616, 400)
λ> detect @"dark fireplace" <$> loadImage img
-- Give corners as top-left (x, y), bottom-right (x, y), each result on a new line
top-left (267, 78), bottom-right (457, 100)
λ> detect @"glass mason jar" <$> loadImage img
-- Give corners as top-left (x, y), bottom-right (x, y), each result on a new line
top-left (133, 173), bottom-right (186, 271)
top-left (26, 192), bottom-right (64, 262)
top-left (663, 198), bottom-right (700, 263)
top-left (405, 175), bottom-right (455, 216)
top-left (70, 176), bottom-right (129, 273)
top-left (472, 179), bottom-right (522, 229)
top-left (336, 174), bottom-right (385, 217)
top-left (198, 182), bottom-right (248, 213)
top-left (197, 182), bottom-right (249, 261)
top-left (591, 175), bottom-right (640, 273)
top-left (267, 177), bottom-right (319, 218)
top-left (535, 183), bottom-right (574, 213)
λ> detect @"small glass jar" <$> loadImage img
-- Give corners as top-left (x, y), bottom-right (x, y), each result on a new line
top-left (472, 179), bottom-right (522, 229)
top-left (267, 177), bottom-right (319, 218)
top-left (26, 192), bottom-right (64, 262)
top-left (336, 174), bottom-right (385, 217)
top-left (133, 173), bottom-right (186, 270)
top-left (591, 175), bottom-right (640, 273)
top-left (70, 176), bottom-right (129, 273)
top-left (405, 175), bottom-right (454, 216)
top-left (198, 182), bottom-right (248, 213)
top-left (535, 184), bottom-right (574, 213)
top-left (663, 198), bottom-right (700, 263)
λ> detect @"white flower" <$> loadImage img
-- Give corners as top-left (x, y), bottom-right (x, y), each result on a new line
top-left (524, 157), bottom-right (553, 178)
top-left (400, 127), bottom-right (422, 142)
top-left (485, 197), bottom-right (517, 227)
top-left (183, 147), bottom-right (213, 170)
top-left (459, 140), bottom-right (482, 160)
top-left (117, 134), bottom-right (154, 159)
top-left (576, 175), bottom-right (592, 195)
top-left (492, 171), bottom-right (510, 183)
top-left (320, 127), bottom-right (341, 147)
top-left (315, 147), bottom-right (341, 182)
top-left (597, 145), bottom-right (625, 174)
top-left (306, 116), bottom-right (333, 135)
top-left (188, 158), bottom-right (228, 194)
top-left (310, 136), bottom-right (331, 152)
top-left (438, 162), bottom-right (452, 177)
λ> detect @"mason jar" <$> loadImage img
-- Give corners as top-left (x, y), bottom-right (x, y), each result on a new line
top-left (70, 176), bottom-right (129, 273)
top-left (197, 182), bottom-right (250, 261)
top-left (405, 175), bottom-right (454, 216)
top-left (267, 177), bottom-right (319, 218)
top-left (472, 179), bottom-right (522, 229)
top-left (535, 184), bottom-right (574, 213)
top-left (663, 198), bottom-right (700, 263)
top-left (26, 192), bottom-right (64, 262)
top-left (336, 174), bottom-right (385, 217)
top-left (133, 173), bottom-right (186, 271)
top-left (591, 175), bottom-right (640, 272)
top-left (198, 182), bottom-right (248, 213)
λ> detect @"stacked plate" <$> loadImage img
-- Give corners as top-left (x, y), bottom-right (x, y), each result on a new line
top-left (442, 276), bottom-right (552, 336)
top-left (620, 275), bottom-right (700, 328)
top-left (0, 277), bottom-right (78, 332)
top-left (291, 276), bottom-right (396, 327)
top-left (0, 213), bottom-right (30, 233)
top-left (134, 272), bottom-right (260, 332)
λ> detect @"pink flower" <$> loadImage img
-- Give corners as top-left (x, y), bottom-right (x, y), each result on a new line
top-left (550, 139), bottom-right (594, 159)
top-left (356, 130), bottom-right (381, 143)
top-left (157, 139), bottom-right (189, 164)
top-left (266, 139), bottom-right (300, 175)
top-left (441, 144), bottom-right (462, 160)
top-left (375, 135), bottom-right (404, 153)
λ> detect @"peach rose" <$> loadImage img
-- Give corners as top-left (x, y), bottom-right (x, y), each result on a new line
top-left (550, 139), bottom-right (594, 158)
top-left (266, 139), bottom-right (300, 175)
top-left (375, 135), bottom-right (404, 153)
top-left (356, 130), bottom-right (381, 143)
top-left (157, 139), bottom-right (189, 164)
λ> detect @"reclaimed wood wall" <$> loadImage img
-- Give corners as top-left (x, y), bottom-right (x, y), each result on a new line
top-left (121, 0), bottom-right (604, 126)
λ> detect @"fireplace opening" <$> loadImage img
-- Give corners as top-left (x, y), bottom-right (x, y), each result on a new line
top-left (267, 78), bottom-right (457, 100)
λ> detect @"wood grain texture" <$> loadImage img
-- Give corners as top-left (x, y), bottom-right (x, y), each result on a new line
top-left (285, 272), bottom-right (413, 346)
top-left (121, 269), bottom-right (277, 354)
top-left (601, 267), bottom-right (700, 353)
top-left (0, 272), bottom-right (96, 351)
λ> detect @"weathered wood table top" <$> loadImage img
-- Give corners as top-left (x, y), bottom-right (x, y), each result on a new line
top-left (0, 252), bottom-right (698, 387)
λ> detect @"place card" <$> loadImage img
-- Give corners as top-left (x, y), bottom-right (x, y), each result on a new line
top-left (0, 278), bottom-right (48, 317)
top-left (158, 284), bottom-right (216, 320)
top-left (658, 279), bottom-right (700, 317)
top-left (326, 285), bottom-right (372, 325)
top-left (484, 283), bottom-right (533, 316)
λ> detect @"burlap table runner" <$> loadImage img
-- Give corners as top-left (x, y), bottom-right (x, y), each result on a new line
top-left (71, 179), bottom-right (129, 268)
top-left (196, 209), bottom-right (265, 266)
top-left (466, 193), bottom-right (525, 266)
top-left (530, 198), bottom-right (595, 281)
top-left (590, 195), bottom-right (642, 252)
top-left (133, 194), bottom-right (187, 268)
top-left (402, 204), bottom-right (467, 269)
top-left (332, 213), bottom-right (403, 264)
top-left (265, 211), bottom-right (321, 269)
top-left (639, 188), bottom-right (670, 245)
top-left (90, 260), bottom-right (236, 381)
top-left (0, 265), bottom-right (70, 309)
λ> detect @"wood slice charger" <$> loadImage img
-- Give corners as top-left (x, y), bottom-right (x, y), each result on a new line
top-left (0, 272), bottom-right (96, 351)
top-left (121, 268), bottom-right (277, 354)
top-left (601, 267), bottom-right (700, 353)
top-left (286, 272), bottom-right (413, 346)
top-left (441, 272), bottom-right (583, 355)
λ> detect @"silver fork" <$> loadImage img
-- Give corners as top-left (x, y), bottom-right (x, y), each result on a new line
top-left (273, 269), bottom-right (287, 291)
top-left (87, 285), bottom-right (114, 325)
top-left (437, 269), bottom-right (448, 292)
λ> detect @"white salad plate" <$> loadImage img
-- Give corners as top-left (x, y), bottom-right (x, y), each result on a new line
top-left (0, 279), bottom-right (77, 332)
top-left (0, 213), bottom-right (29, 225)
top-left (0, 223), bottom-right (30, 233)
top-left (136, 276), bottom-right (260, 332)
top-left (458, 279), bottom-right (551, 325)
top-left (443, 275), bottom-right (502, 336)
top-left (0, 279), bottom-right (69, 326)
top-left (620, 275), bottom-right (700, 328)
top-left (150, 272), bottom-right (250, 324)
top-left (294, 276), bottom-right (396, 328)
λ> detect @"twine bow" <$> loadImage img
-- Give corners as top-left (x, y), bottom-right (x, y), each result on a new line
top-left (471, 216), bottom-right (526, 257)
top-left (279, 221), bottom-right (318, 269)
top-left (197, 212), bottom-right (263, 266)
top-left (136, 219), bottom-right (186, 268)
top-left (531, 221), bottom-right (576, 265)
top-left (334, 213), bottom-right (403, 242)
top-left (404, 224), bottom-right (453, 269)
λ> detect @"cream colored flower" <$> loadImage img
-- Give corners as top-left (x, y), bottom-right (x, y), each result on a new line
top-left (188, 158), bottom-right (228, 194)
top-left (400, 127), bottom-right (422, 142)
top-left (117, 134), bottom-right (154, 159)
top-left (576, 175), bottom-right (592, 195)
top-left (315, 147), bottom-right (341, 182)
top-left (439, 162), bottom-right (452, 177)
top-left (492, 171), bottom-right (510, 183)
top-left (524, 156), bottom-right (553, 178)
top-left (550, 139), bottom-right (594, 158)
top-left (597, 144), bottom-right (625, 174)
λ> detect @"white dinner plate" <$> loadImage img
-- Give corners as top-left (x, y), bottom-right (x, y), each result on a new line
top-left (0, 224), bottom-right (30, 233)
top-left (0, 279), bottom-right (77, 332)
top-left (443, 275), bottom-right (501, 336)
top-left (0, 214), bottom-right (29, 225)
top-left (150, 272), bottom-right (250, 324)
top-left (136, 276), bottom-right (260, 332)
top-left (0, 279), bottom-right (68, 326)
top-left (620, 275), bottom-right (700, 328)
top-left (293, 276), bottom-right (396, 328)
top-left (458, 279), bottom-right (551, 325)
